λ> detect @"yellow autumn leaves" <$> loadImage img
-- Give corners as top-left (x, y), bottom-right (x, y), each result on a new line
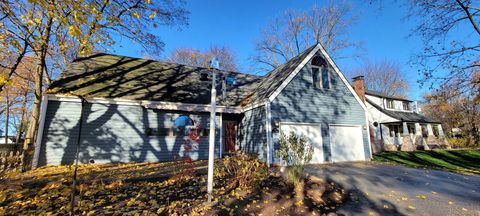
top-left (0, 159), bottom-right (267, 215)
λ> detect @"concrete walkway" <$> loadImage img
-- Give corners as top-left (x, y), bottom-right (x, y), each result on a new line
top-left (306, 162), bottom-right (480, 216)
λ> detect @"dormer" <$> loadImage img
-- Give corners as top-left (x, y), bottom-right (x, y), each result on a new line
top-left (366, 90), bottom-right (413, 112)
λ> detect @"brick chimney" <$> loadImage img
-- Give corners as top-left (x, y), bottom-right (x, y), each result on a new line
top-left (352, 76), bottom-right (366, 103)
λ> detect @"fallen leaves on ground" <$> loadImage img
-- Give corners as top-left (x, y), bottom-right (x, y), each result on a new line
top-left (0, 161), bottom-right (213, 215)
top-left (0, 156), bottom-right (351, 215)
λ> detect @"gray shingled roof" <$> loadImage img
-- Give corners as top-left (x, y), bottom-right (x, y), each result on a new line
top-left (48, 53), bottom-right (262, 106)
top-left (365, 90), bottom-right (413, 102)
top-left (243, 44), bottom-right (318, 105)
top-left (366, 98), bottom-right (439, 123)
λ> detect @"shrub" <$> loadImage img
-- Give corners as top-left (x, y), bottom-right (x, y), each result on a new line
top-left (277, 131), bottom-right (313, 183)
top-left (214, 153), bottom-right (268, 188)
top-left (276, 131), bottom-right (314, 203)
top-left (448, 138), bottom-right (480, 148)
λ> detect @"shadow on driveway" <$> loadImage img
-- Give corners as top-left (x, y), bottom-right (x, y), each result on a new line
top-left (307, 162), bottom-right (480, 216)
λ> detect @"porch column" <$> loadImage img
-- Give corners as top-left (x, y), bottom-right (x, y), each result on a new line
top-left (380, 124), bottom-right (390, 144)
top-left (402, 122), bottom-right (409, 136)
top-left (414, 123), bottom-right (422, 136)
top-left (426, 124), bottom-right (434, 136)
top-left (437, 124), bottom-right (445, 138)
top-left (219, 113), bottom-right (223, 158)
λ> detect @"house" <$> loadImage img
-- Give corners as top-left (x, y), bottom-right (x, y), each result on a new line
top-left (0, 136), bottom-right (16, 145)
top-left (32, 43), bottom-right (371, 168)
top-left (351, 76), bottom-right (450, 152)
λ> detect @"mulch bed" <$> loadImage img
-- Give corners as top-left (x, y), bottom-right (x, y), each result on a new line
top-left (211, 171), bottom-right (348, 216)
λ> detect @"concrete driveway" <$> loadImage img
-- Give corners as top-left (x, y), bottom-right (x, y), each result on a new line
top-left (306, 162), bottom-right (480, 216)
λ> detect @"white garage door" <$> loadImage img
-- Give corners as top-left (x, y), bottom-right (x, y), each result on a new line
top-left (280, 123), bottom-right (324, 164)
top-left (329, 125), bottom-right (365, 162)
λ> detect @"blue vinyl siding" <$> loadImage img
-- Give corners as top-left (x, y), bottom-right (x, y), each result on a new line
top-left (38, 100), bottom-right (220, 166)
top-left (237, 106), bottom-right (267, 162)
top-left (271, 55), bottom-right (370, 162)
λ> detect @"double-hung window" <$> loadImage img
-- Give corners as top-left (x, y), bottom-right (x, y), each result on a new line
top-left (402, 101), bottom-right (410, 111)
top-left (311, 56), bottom-right (329, 89)
top-left (312, 66), bottom-right (321, 88)
top-left (386, 99), bottom-right (394, 109)
top-left (321, 67), bottom-right (330, 89)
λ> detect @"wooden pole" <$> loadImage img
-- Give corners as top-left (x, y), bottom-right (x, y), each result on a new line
top-left (5, 90), bottom-right (9, 145)
top-left (70, 97), bottom-right (86, 215)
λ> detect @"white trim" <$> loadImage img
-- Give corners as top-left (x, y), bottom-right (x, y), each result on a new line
top-left (47, 94), bottom-right (242, 114)
top-left (32, 95), bottom-right (49, 169)
top-left (280, 122), bottom-right (322, 127)
top-left (266, 43), bottom-right (367, 111)
top-left (265, 102), bottom-right (273, 167)
top-left (365, 114), bottom-right (373, 159)
top-left (328, 124), bottom-right (362, 127)
top-left (384, 107), bottom-right (415, 113)
top-left (268, 45), bottom-right (321, 102)
top-left (316, 45), bottom-right (367, 111)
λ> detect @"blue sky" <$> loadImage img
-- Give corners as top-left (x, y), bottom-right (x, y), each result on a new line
top-left (112, 0), bottom-right (427, 100)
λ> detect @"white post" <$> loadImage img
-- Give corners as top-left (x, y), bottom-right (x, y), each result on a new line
top-left (414, 123), bottom-right (422, 136)
top-left (207, 69), bottom-right (216, 203)
top-left (437, 124), bottom-right (445, 137)
top-left (402, 122), bottom-right (409, 136)
top-left (219, 113), bottom-right (223, 158)
top-left (426, 124), bottom-right (434, 136)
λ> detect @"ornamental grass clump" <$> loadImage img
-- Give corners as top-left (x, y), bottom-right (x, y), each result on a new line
top-left (277, 131), bottom-right (314, 203)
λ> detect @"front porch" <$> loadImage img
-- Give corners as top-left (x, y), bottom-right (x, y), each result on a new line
top-left (377, 122), bottom-right (450, 151)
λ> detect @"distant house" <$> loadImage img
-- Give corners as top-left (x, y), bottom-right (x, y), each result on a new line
top-left (0, 136), bottom-right (16, 145)
top-left (33, 43), bottom-right (371, 167)
top-left (351, 76), bottom-right (449, 152)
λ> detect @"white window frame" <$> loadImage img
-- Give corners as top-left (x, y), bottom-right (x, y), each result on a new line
top-left (386, 99), bottom-right (394, 109)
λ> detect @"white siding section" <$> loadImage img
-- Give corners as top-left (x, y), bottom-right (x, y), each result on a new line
top-left (366, 95), bottom-right (384, 108)
top-left (366, 102), bottom-right (399, 124)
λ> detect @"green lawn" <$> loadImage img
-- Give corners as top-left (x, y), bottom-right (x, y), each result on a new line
top-left (373, 149), bottom-right (480, 175)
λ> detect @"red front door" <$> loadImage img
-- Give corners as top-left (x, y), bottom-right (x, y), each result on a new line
top-left (224, 122), bottom-right (237, 152)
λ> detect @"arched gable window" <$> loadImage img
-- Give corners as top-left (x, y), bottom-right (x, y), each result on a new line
top-left (311, 56), bottom-right (330, 89)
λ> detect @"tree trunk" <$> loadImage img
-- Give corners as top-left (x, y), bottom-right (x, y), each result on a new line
top-left (22, 3), bottom-right (54, 170)
top-left (5, 91), bottom-right (9, 145)
top-left (22, 66), bottom-right (42, 169)
top-left (15, 92), bottom-right (28, 145)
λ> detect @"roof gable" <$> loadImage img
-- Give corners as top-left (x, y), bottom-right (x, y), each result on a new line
top-left (241, 44), bottom-right (318, 106)
top-left (248, 43), bottom-right (367, 111)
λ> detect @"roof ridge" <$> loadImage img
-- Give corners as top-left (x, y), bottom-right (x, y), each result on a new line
top-left (74, 52), bottom-right (261, 78)
top-left (244, 43), bottom-right (319, 105)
